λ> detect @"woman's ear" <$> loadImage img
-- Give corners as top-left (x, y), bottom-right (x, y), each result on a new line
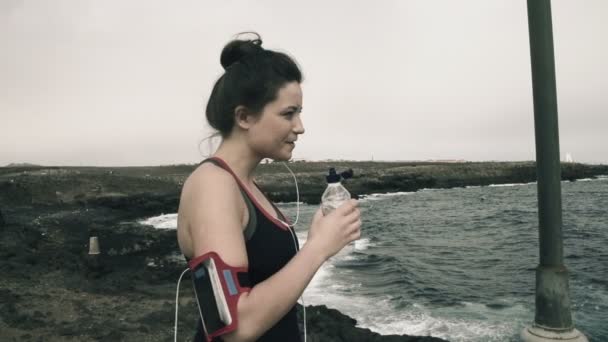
top-left (235, 105), bottom-right (254, 130)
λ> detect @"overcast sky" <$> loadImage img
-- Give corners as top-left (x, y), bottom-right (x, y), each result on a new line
top-left (1, 0), bottom-right (606, 166)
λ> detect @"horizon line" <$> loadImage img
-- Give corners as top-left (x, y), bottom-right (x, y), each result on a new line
top-left (3, 159), bottom-right (605, 168)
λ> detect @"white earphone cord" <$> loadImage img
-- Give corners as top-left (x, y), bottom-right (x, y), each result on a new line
top-left (281, 161), bottom-right (300, 227)
top-left (174, 268), bottom-right (190, 342)
top-left (282, 161), bottom-right (306, 342)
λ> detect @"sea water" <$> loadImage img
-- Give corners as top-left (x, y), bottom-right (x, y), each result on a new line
top-left (141, 177), bottom-right (608, 341)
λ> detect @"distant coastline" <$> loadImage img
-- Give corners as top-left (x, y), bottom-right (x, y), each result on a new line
top-left (254, 160), bottom-right (608, 204)
top-left (2, 161), bottom-right (606, 208)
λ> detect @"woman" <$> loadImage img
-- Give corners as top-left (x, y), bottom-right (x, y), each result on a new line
top-left (177, 33), bottom-right (362, 342)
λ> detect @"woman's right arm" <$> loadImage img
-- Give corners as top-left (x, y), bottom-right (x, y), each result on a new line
top-left (181, 166), bottom-right (361, 342)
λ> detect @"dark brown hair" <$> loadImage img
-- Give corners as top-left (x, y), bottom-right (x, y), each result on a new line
top-left (206, 32), bottom-right (303, 137)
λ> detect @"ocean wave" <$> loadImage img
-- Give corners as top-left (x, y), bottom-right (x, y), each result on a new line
top-left (354, 238), bottom-right (373, 251)
top-left (360, 192), bottom-right (414, 202)
top-left (303, 284), bottom-right (524, 342)
top-left (138, 213), bottom-right (177, 229)
top-left (365, 310), bottom-right (520, 342)
top-left (421, 187), bottom-right (447, 192)
top-left (488, 183), bottom-right (528, 188)
top-left (273, 201), bottom-right (305, 205)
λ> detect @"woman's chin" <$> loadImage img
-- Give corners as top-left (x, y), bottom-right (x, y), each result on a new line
top-left (272, 151), bottom-right (292, 162)
top-left (273, 155), bottom-right (291, 162)
top-left (261, 146), bottom-right (293, 162)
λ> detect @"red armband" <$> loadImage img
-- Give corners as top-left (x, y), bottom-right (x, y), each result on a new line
top-left (189, 252), bottom-right (251, 341)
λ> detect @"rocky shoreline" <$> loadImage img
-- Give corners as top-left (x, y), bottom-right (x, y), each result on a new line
top-left (1, 161), bottom-right (606, 341)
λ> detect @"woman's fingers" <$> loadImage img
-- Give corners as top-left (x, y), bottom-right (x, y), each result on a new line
top-left (348, 219), bottom-right (362, 233)
top-left (336, 199), bottom-right (358, 215)
top-left (312, 207), bottom-right (323, 221)
top-left (343, 208), bottom-right (361, 224)
top-left (348, 227), bottom-right (361, 242)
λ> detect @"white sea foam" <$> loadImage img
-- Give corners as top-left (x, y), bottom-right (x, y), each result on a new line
top-left (301, 231), bottom-right (529, 342)
top-left (488, 183), bottom-right (525, 187)
top-left (304, 260), bottom-right (334, 301)
top-left (354, 237), bottom-right (372, 251)
top-left (138, 213), bottom-right (177, 229)
top-left (304, 273), bottom-right (524, 342)
top-left (364, 308), bottom-right (522, 342)
top-left (273, 201), bottom-right (305, 205)
top-left (360, 192), bottom-right (414, 202)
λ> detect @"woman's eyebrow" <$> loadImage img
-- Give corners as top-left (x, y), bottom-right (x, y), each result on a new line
top-left (284, 105), bottom-right (303, 112)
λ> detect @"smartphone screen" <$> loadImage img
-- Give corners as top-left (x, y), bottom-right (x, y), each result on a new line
top-left (191, 260), bottom-right (227, 336)
top-left (205, 258), bottom-right (232, 326)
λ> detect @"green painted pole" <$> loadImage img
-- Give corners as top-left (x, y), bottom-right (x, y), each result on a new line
top-left (522, 1), bottom-right (587, 340)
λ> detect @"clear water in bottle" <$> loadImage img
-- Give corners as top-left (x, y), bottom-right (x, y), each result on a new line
top-left (321, 168), bottom-right (352, 215)
top-left (321, 182), bottom-right (351, 215)
top-left (321, 167), bottom-right (356, 256)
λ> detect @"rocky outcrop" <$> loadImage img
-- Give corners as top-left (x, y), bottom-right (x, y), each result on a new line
top-left (299, 304), bottom-right (447, 342)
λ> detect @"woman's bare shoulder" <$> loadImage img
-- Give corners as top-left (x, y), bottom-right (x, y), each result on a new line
top-left (179, 162), bottom-right (244, 221)
top-left (178, 162), bottom-right (248, 260)
top-left (185, 162), bottom-right (235, 191)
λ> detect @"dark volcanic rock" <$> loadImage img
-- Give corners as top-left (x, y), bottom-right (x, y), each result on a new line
top-left (83, 191), bottom-right (179, 215)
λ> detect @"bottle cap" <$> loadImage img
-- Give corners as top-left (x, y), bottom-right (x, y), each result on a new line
top-left (326, 168), bottom-right (341, 183)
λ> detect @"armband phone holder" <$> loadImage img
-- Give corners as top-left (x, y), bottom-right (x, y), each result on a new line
top-left (188, 251), bottom-right (251, 341)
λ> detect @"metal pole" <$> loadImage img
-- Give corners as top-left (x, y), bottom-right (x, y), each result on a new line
top-left (522, 1), bottom-right (587, 340)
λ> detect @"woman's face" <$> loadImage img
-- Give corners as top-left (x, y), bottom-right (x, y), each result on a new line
top-left (247, 81), bottom-right (305, 161)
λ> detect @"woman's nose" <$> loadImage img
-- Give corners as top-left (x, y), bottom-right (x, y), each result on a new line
top-left (293, 115), bottom-right (305, 134)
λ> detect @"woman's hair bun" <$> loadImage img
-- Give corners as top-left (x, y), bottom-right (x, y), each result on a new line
top-left (220, 32), bottom-right (264, 70)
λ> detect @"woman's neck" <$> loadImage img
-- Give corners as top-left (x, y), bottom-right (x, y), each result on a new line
top-left (213, 138), bottom-right (261, 183)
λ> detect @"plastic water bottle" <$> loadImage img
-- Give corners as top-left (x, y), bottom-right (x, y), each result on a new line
top-left (321, 168), bottom-right (353, 215)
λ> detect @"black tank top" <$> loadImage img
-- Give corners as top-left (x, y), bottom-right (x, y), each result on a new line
top-left (192, 157), bottom-right (301, 342)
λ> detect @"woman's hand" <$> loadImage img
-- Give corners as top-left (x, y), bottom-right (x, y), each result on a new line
top-left (306, 199), bottom-right (362, 260)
